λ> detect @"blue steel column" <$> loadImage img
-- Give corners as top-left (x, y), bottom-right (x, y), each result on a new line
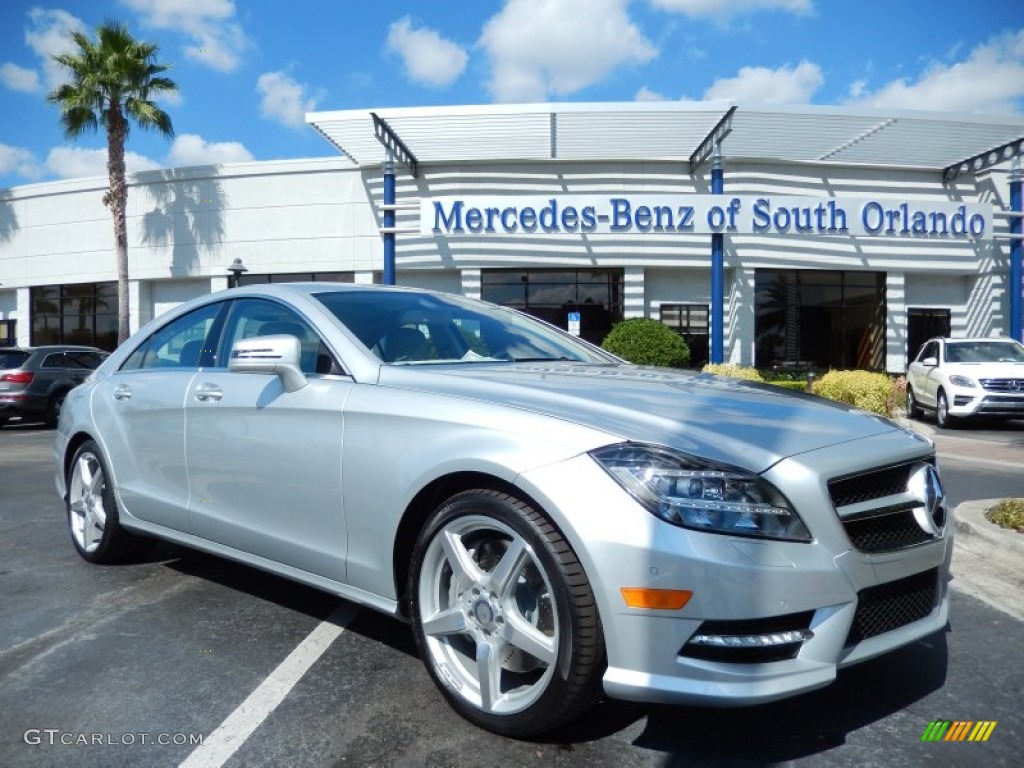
top-left (383, 153), bottom-right (396, 286)
top-left (1011, 156), bottom-right (1023, 343)
top-left (710, 143), bottom-right (724, 364)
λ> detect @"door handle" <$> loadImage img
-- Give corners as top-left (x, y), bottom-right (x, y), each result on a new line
top-left (194, 383), bottom-right (223, 402)
top-left (113, 384), bottom-right (132, 401)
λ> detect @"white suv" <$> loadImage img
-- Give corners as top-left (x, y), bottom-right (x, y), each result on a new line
top-left (906, 337), bottom-right (1024, 427)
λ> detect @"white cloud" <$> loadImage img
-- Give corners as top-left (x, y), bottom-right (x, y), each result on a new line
top-left (21, 7), bottom-right (88, 91)
top-left (45, 147), bottom-right (161, 179)
top-left (0, 144), bottom-right (42, 179)
top-left (0, 62), bottom-right (41, 93)
top-left (121, 0), bottom-right (249, 72)
top-left (480, 0), bottom-right (657, 102)
top-left (386, 17), bottom-right (468, 88)
top-left (704, 60), bottom-right (823, 103)
top-left (649, 0), bottom-right (813, 19)
top-left (256, 71), bottom-right (319, 129)
top-left (845, 29), bottom-right (1024, 114)
top-left (166, 134), bottom-right (254, 167)
top-left (635, 85), bottom-right (668, 101)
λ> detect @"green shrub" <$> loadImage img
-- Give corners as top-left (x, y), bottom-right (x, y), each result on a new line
top-left (701, 363), bottom-right (764, 382)
top-left (987, 498), bottom-right (1024, 532)
top-left (766, 380), bottom-right (808, 392)
top-left (601, 319), bottom-right (690, 368)
top-left (812, 370), bottom-right (894, 416)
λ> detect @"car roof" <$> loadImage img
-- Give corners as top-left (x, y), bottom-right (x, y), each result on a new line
top-left (0, 345), bottom-right (104, 353)
top-left (930, 337), bottom-right (1022, 344)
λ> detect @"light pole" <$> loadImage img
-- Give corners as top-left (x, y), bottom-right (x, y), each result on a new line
top-left (227, 257), bottom-right (248, 288)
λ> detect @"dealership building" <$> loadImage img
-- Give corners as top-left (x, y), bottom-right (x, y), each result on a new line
top-left (1, 101), bottom-right (1022, 371)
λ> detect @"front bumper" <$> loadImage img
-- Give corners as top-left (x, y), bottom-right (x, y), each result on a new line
top-left (947, 389), bottom-right (1024, 418)
top-left (516, 430), bottom-right (952, 707)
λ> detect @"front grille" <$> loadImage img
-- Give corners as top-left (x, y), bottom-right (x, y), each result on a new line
top-left (979, 378), bottom-right (1024, 393)
top-left (846, 569), bottom-right (938, 646)
top-left (828, 459), bottom-right (945, 554)
top-left (681, 611), bottom-right (814, 663)
top-left (843, 509), bottom-right (936, 552)
top-left (828, 462), bottom-right (915, 507)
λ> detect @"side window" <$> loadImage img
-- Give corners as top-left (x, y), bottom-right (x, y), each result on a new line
top-left (919, 341), bottom-right (938, 362)
top-left (220, 298), bottom-right (342, 375)
top-left (64, 351), bottom-right (104, 369)
top-left (41, 353), bottom-right (66, 369)
top-left (122, 303), bottom-right (223, 371)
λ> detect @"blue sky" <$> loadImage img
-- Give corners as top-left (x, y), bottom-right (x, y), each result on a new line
top-left (1, 0), bottom-right (1022, 189)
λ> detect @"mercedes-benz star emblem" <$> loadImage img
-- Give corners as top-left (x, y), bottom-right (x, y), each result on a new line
top-left (908, 462), bottom-right (946, 536)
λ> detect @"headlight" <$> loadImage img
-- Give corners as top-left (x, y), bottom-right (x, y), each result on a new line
top-left (947, 375), bottom-right (976, 388)
top-left (590, 444), bottom-right (812, 542)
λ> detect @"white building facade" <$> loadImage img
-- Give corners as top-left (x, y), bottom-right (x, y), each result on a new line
top-left (1, 102), bottom-right (1022, 372)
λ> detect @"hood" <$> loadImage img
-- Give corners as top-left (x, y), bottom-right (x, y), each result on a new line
top-left (377, 362), bottom-right (913, 473)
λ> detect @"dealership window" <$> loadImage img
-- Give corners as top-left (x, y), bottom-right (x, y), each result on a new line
top-left (906, 308), bottom-right (951, 367)
top-left (238, 271), bottom-right (354, 286)
top-left (481, 269), bottom-right (623, 345)
top-left (31, 282), bottom-right (118, 351)
top-left (660, 303), bottom-right (709, 368)
top-left (0, 319), bottom-right (15, 346)
top-left (755, 270), bottom-right (885, 371)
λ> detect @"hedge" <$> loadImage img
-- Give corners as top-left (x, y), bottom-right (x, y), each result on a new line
top-left (700, 363), bottom-right (764, 382)
top-left (601, 319), bottom-right (690, 368)
top-left (812, 370), bottom-right (894, 416)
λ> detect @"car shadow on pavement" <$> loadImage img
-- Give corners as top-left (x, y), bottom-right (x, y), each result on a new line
top-left (544, 629), bottom-right (949, 762)
top-left (160, 547), bottom-right (344, 623)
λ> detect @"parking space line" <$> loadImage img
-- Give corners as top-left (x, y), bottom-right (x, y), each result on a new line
top-left (178, 601), bottom-right (359, 768)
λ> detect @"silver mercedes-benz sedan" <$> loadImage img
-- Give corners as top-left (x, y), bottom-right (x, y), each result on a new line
top-left (54, 283), bottom-right (952, 736)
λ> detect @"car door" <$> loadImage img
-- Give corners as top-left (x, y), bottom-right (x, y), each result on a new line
top-left (184, 297), bottom-right (351, 582)
top-left (908, 340), bottom-right (937, 407)
top-left (90, 301), bottom-right (226, 532)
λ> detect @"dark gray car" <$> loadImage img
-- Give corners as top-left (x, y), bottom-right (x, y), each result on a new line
top-left (0, 345), bottom-right (107, 427)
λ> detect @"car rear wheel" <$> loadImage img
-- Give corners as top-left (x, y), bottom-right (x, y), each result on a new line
top-left (46, 390), bottom-right (68, 428)
top-left (67, 440), bottom-right (145, 563)
top-left (936, 390), bottom-right (958, 429)
top-left (905, 386), bottom-right (922, 420)
top-left (409, 489), bottom-right (603, 737)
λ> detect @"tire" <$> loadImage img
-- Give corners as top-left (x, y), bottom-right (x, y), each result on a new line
top-left (67, 440), bottom-right (145, 563)
top-left (905, 386), bottom-right (922, 420)
top-left (936, 390), bottom-right (958, 429)
top-left (46, 390), bottom-right (68, 428)
top-left (409, 489), bottom-right (604, 737)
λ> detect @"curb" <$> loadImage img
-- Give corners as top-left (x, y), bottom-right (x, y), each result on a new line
top-left (951, 500), bottom-right (1024, 621)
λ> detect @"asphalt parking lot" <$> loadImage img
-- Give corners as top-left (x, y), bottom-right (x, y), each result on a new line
top-left (1, 422), bottom-right (1022, 767)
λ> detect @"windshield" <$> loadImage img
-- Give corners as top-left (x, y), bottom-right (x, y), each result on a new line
top-left (945, 341), bottom-right (1024, 363)
top-left (313, 289), bottom-right (616, 365)
top-left (0, 351), bottom-right (30, 369)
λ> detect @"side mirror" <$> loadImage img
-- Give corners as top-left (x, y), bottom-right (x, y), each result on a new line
top-left (921, 356), bottom-right (938, 367)
top-left (228, 335), bottom-right (307, 392)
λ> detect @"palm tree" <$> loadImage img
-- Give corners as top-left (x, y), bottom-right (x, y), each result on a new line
top-left (48, 21), bottom-right (178, 346)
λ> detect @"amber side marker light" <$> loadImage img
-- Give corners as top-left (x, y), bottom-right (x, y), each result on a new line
top-left (621, 588), bottom-right (693, 610)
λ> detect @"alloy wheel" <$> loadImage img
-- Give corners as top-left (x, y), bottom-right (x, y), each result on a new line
top-left (417, 514), bottom-right (559, 715)
top-left (69, 450), bottom-right (108, 554)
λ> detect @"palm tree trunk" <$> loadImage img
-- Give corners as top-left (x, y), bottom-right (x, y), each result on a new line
top-left (105, 105), bottom-right (130, 345)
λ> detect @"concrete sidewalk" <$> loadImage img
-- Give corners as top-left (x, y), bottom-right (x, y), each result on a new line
top-left (952, 500), bottom-right (1024, 621)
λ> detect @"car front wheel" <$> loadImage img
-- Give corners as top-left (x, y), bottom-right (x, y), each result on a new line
top-left (936, 390), bottom-right (958, 429)
top-left (67, 440), bottom-right (145, 563)
top-left (409, 489), bottom-right (604, 737)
